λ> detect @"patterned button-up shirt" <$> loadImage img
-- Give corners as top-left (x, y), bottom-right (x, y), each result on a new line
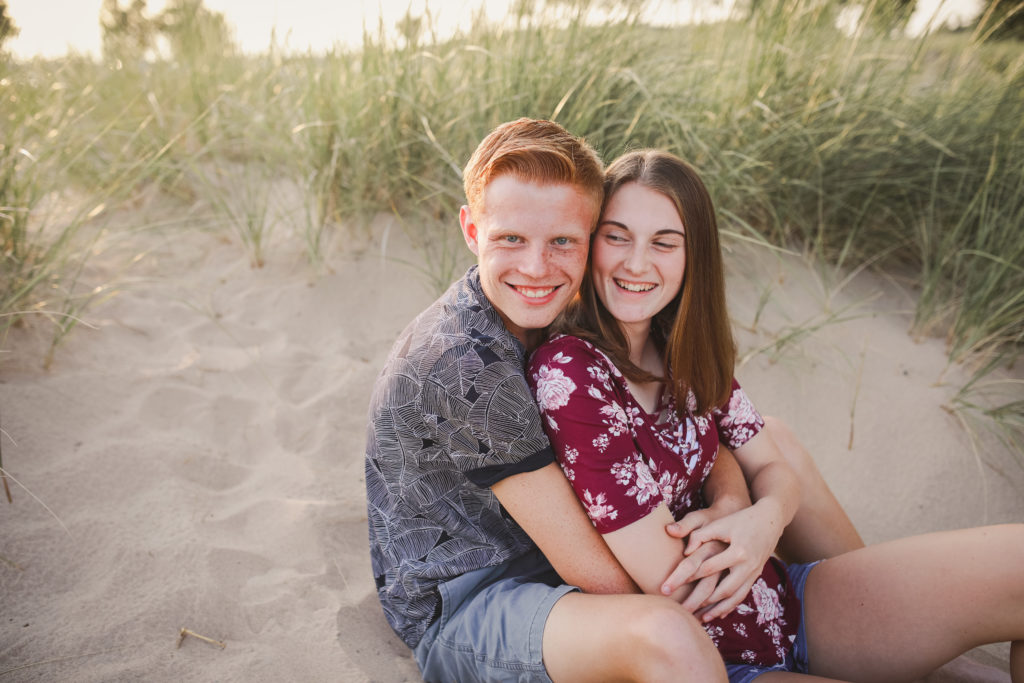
top-left (365, 266), bottom-right (555, 648)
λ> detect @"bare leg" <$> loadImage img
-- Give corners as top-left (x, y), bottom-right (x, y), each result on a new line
top-left (766, 418), bottom-right (1009, 682)
top-left (801, 525), bottom-right (1024, 682)
top-left (763, 416), bottom-right (864, 563)
top-left (543, 592), bottom-right (728, 682)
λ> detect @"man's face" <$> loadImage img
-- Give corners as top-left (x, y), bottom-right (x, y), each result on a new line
top-left (460, 175), bottom-right (596, 347)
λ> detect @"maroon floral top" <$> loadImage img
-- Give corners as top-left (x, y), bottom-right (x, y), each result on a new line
top-left (527, 334), bottom-right (799, 667)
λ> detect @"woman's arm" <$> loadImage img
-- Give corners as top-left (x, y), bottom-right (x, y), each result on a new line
top-left (665, 446), bottom-right (752, 611)
top-left (695, 445), bottom-right (751, 520)
top-left (665, 428), bottom-right (800, 621)
top-left (601, 502), bottom-right (713, 604)
top-left (688, 428), bottom-right (799, 562)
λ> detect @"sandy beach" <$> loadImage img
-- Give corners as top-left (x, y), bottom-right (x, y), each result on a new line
top-left (2, 209), bottom-right (1022, 681)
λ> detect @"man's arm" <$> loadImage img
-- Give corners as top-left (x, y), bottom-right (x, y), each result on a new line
top-left (491, 462), bottom-right (640, 595)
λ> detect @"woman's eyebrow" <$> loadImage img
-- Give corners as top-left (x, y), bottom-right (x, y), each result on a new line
top-left (598, 221), bottom-right (684, 237)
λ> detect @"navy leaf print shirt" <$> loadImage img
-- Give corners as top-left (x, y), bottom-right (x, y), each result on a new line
top-left (365, 267), bottom-right (555, 648)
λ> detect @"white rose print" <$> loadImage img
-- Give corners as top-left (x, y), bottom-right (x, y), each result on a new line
top-left (581, 489), bottom-right (618, 523)
top-left (750, 578), bottom-right (782, 625)
top-left (533, 364), bottom-right (577, 414)
top-left (625, 459), bottom-right (662, 506)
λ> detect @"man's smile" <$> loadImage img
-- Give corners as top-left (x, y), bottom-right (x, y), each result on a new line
top-left (510, 284), bottom-right (560, 299)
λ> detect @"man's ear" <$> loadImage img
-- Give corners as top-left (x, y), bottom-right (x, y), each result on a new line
top-left (459, 205), bottom-right (480, 256)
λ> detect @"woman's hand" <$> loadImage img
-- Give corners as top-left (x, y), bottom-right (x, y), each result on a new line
top-left (661, 536), bottom-right (727, 612)
top-left (663, 498), bottom-right (786, 621)
top-left (660, 493), bottom-right (742, 610)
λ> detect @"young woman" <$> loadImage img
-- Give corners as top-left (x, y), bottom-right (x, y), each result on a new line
top-left (527, 149), bottom-right (1024, 682)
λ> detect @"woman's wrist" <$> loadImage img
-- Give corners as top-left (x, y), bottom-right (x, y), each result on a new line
top-left (751, 496), bottom-right (789, 538)
top-left (706, 490), bottom-right (749, 517)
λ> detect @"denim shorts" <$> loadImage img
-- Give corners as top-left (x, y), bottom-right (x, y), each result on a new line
top-left (413, 547), bottom-right (580, 683)
top-left (725, 561), bottom-right (819, 683)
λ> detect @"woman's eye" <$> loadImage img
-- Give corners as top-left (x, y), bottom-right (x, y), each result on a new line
top-left (654, 241), bottom-right (678, 250)
top-left (606, 233), bottom-right (627, 243)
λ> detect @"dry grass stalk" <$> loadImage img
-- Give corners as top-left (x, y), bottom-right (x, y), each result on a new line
top-left (177, 627), bottom-right (226, 650)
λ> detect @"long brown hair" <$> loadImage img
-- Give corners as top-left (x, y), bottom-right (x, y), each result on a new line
top-left (557, 149), bottom-right (735, 415)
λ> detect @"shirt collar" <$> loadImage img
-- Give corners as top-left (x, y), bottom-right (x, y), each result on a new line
top-left (461, 265), bottom-right (527, 359)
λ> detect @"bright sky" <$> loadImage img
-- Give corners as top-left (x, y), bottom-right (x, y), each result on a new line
top-left (6, 0), bottom-right (983, 59)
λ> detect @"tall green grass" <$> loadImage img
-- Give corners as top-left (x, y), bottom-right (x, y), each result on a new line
top-left (1, 0), bottom-right (1021, 454)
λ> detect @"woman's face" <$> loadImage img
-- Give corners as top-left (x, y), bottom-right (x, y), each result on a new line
top-left (592, 182), bottom-right (686, 330)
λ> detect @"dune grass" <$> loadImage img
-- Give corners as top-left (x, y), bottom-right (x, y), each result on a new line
top-left (0, 0), bottom-right (1021, 454)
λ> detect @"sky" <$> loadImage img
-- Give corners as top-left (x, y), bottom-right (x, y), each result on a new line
top-left (6, 0), bottom-right (983, 60)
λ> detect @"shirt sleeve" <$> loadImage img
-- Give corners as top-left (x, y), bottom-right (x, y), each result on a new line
top-left (423, 342), bottom-right (554, 488)
top-left (527, 337), bottom-right (664, 534)
top-left (711, 379), bottom-right (765, 450)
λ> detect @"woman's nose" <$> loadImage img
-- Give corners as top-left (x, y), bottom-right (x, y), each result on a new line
top-left (623, 245), bottom-right (647, 274)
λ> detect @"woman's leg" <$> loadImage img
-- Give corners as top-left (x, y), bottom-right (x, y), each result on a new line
top-left (763, 417), bottom-right (864, 563)
top-left (801, 525), bottom-right (1024, 682)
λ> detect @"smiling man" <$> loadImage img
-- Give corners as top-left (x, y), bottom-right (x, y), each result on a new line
top-left (365, 119), bottom-right (727, 682)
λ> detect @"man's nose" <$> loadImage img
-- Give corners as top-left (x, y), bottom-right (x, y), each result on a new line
top-left (518, 243), bottom-right (551, 278)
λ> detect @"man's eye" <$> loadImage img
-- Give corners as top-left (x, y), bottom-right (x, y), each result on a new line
top-left (553, 237), bottom-right (570, 246)
top-left (504, 235), bottom-right (520, 243)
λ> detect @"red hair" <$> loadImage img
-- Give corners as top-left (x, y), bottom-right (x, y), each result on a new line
top-left (463, 118), bottom-right (604, 219)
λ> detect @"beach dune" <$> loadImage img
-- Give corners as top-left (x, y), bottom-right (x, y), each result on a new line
top-left (2, 218), bottom-right (1021, 681)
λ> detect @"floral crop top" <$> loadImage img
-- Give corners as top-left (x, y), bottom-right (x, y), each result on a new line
top-left (528, 334), bottom-right (799, 667)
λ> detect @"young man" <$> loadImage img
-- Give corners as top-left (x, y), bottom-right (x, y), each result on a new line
top-left (365, 119), bottom-right (729, 682)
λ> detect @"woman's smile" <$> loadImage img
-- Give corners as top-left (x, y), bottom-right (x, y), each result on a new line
top-left (614, 278), bottom-right (658, 293)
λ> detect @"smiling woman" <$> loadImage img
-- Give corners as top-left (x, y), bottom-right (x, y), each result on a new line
top-left (529, 148), bottom-right (1024, 682)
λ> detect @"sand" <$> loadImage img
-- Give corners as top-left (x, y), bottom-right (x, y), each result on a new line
top-left (2, 211), bottom-right (1022, 681)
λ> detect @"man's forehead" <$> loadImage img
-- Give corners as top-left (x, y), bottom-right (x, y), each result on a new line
top-left (481, 176), bottom-right (599, 222)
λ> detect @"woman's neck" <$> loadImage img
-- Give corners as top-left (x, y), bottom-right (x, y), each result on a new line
top-left (619, 319), bottom-right (665, 414)
top-left (621, 320), bottom-right (654, 370)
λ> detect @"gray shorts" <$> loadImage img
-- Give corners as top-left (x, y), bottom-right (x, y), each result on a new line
top-left (413, 547), bottom-right (579, 683)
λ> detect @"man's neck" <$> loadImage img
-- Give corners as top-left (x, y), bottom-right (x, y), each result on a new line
top-left (520, 329), bottom-right (544, 353)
